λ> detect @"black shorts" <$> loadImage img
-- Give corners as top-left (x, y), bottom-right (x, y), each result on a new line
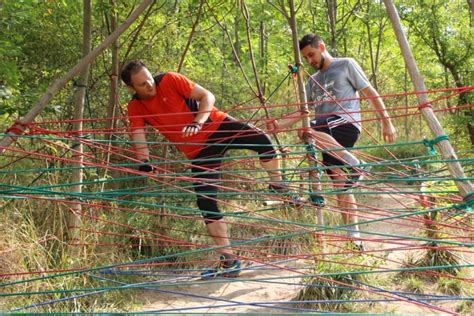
top-left (193, 117), bottom-right (277, 167)
top-left (311, 116), bottom-right (360, 170)
top-left (191, 117), bottom-right (277, 222)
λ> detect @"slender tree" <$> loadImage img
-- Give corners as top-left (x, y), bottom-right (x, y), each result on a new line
top-left (102, 0), bottom-right (122, 189)
top-left (67, 0), bottom-right (92, 248)
top-left (326, 0), bottom-right (337, 54)
top-left (177, 0), bottom-right (205, 72)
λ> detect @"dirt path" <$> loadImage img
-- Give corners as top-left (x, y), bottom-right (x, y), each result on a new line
top-left (133, 191), bottom-right (472, 314)
top-left (136, 261), bottom-right (307, 313)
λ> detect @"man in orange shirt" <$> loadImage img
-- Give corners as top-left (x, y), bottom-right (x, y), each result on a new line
top-left (121, 60), bottom-right (298, 278)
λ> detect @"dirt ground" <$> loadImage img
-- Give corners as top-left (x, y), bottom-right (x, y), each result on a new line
top-left (137, 261), bottom-right (307, 313)
top-left (134, 191), bottom-right (473, 314)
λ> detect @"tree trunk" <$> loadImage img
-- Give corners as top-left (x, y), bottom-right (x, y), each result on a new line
top-left (233, 3), bottom-right (241, 62)
top-left (384, 0), bottom-right (473, 197)
top-left (0, 0), bottom-right (154, 154)
top-left (404, 65), bottom-right (409, 140)
top-left (67, 0), bottom-right (92, 250)
top-left (103, 0), bottom-right (121, 190)
top-left (242, 0), bottom-right (283, 151)
top-left (469, 0), bottom-right (474, 26)
top-left (468, 123), bottom-right (474, 146)
top-left (326, 0), bottom-right (337, 55)
top-left (259, 20), bottom-right (267, 95)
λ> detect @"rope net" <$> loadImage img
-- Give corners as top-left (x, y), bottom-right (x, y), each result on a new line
top-left (0, 84), bottom-right (473, 313)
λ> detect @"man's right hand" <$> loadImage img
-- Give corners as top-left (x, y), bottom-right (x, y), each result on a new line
top-left (382, 120), bottom-right (397, 144)
top-left (266, 119), bottom-right (279, 133)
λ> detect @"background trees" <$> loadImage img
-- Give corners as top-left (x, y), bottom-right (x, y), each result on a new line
top-left (1, 0), bottom-right (471, 148)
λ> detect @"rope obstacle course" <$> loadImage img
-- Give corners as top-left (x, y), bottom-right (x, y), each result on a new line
top-left (0, 74), bottom-right (473, 312)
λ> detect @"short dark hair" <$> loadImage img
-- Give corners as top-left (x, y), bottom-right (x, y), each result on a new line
top-left (299, 34), bottom-right (323, 50)
top-left (121, 60), bottom-right (147, 86)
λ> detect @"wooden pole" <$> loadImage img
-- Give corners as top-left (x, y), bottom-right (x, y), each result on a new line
top-left (67, 0), bottom-right (92, 248)
top-left (383, 0), bottom-right (473, 198)
top-left (0, 0), bottom-right (154, 154)
top-left (287, 0), bottom-right (325, 227)
top-left (102, 0), bottom-right (121, 190)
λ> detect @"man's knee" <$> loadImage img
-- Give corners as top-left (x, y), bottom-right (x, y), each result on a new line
top-left (197, 197), bottom-right (223, 223)
top-left (259, 150), bottom-right (278, 163)
top-left (327, 168), bottom-right (348, 188)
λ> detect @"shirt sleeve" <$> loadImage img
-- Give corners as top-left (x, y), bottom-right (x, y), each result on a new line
top-left (305, 81), bottom-right (313, 102)
top-left (166, 72), bottom-right (196, 98)
top-left (346, 58), bottom-right (371, 91)
top-left (127, 101), bottom-right (145, 130)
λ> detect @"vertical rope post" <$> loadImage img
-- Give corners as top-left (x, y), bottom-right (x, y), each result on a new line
top-left (287, 0), bottom-right (325, 234)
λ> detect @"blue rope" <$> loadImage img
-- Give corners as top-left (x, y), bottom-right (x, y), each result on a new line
top-left (143, 297), bottom-right (474, 313)
top-left (346, 277), bottom-right (443, 311)
top-left (91, 274), bottom-right (328, 314)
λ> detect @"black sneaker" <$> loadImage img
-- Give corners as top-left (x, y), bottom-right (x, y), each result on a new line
top-left (347, 241), bottom-right (366, 252)
top-left (342, 162), bottom-right (372, 189)
top-left (201, 255), bottom-right (242, 279)
top-left (268, 184), bottom-right (304, 206)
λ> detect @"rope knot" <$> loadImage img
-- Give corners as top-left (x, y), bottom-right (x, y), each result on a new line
top-left (453, 194), bottom-right (474, 213)
top-left (422, 135), bottom-right (449, 155)
top-left (6, 121), bottom-right (28, 135)
top-left (288, 64), bottom-right (298, 74)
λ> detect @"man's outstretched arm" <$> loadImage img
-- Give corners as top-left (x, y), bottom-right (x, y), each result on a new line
top-left (361, 86), bottom-right (397, 143)
top-left (130, 128), bottom-right (150, 161)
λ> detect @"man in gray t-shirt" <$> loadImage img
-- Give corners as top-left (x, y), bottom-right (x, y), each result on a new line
top-left (270, 34), bottom-right (396, 251)
top-left (307, 57), bottom-right (370, 131)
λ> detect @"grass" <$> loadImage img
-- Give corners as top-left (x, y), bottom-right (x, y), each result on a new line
top-left (291, 247), bottom-right (377, 312)
top-left (404, 276), bottom-right (425, 293)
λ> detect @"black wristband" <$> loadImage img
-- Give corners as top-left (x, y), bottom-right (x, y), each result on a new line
top-left (184, 122), bottom-right (202, 133)
top-left (138, 160), bottom-right (153, 172)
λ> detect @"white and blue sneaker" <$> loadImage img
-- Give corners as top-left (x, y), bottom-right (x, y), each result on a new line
top-left (201, 255), bottom-right (242, 279)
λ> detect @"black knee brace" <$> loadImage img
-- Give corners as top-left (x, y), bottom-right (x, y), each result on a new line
top-left (197, 195), bottom-right (223, 223)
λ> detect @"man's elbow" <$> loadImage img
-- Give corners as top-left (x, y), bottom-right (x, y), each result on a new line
top-left (204, 91), bottom-right (216, 104)
top-left (367, 85), bottom-right (381, 96)
top-left (130, 128), bottom-right (145, 139)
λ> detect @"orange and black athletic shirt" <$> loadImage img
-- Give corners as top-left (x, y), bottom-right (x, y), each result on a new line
top-left (127, 72), bottom-right (228, 159)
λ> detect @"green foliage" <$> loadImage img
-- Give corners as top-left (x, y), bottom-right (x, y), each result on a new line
top-left (0, 0), bottom-right (83, 117)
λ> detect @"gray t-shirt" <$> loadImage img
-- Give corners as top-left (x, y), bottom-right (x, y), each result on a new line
top-left (306, 58), bottom-right (370, 130)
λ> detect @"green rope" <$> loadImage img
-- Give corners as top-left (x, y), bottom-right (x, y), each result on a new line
top-left (422, 135), bottom-right (449, 155)
top-left (1, 154), bottom-right (472, 177)
top-left (453, 192), bottom-right (474, 212)
top-left (305, 142), bottom-right (318, 159)
top-left (289, 63), bottom-right (298, 73)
